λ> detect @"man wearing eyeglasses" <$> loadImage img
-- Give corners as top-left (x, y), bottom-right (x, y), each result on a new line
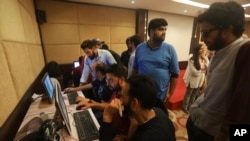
top-left (75, 64), bottom-right (133, 139)
top-left (186, 1), bottom-right (250, 141)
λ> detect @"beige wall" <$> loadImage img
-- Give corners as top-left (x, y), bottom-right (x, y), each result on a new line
top-left (36, 0), bottom-right (136, 64)
top-left (245, 21), bottom-right (250, 37)
top-left (0, 0), bottom-right (45, 126)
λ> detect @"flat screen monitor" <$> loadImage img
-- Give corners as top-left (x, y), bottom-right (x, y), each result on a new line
top-left (55, 83), bottom-right (72, 135)
top-left (73, 61), bottom-right (80, 68)
top-left (41, 72), bottom-right (54, 103)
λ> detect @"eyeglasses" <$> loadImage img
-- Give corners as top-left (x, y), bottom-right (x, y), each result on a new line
top-left (200, 27), bottom-right (218, 38)
top-left (105, 78), bottom-right (119, 83)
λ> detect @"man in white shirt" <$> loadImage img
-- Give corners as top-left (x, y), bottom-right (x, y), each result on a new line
top-left (127, 35), bottom-right (142, 78)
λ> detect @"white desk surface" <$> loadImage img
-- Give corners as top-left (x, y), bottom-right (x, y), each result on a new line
top-left (18, 91), bottom-right (100, 141)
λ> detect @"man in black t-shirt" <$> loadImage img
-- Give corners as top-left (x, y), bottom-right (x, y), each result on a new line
top-left (99, 75), bottom-right (176, 141)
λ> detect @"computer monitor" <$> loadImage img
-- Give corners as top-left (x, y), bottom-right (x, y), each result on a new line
top-left (54, 83), bottom-right (72, 135)
top-left (73, 61), bottom-right (80, 68)
top-left (41, 72), bottom-right (54, 103)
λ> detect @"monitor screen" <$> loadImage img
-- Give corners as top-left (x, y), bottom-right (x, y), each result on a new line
top-left (55, 83), bottom-right (71, 135)
top-left (41, 72), bottom-right (54, 103)
top-left (73, 61), bottom-right (80, 68)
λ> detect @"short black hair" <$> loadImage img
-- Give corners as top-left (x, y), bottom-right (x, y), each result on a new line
top-left (95, 62), bottom-right (107, 75)
top-left (80, 39), bottom-right (95, 50)
top-left (147, 18), bottom-right (168, 36)
top-left (46, 61), bottom-right (62, 78)
top-left (128, 35), bottom-right (142, 48)
top-left (102, 43), bottom-right (109, 50)
top-left (106, 64), bottom-right (127, 78)
top-left (126, 74), bottom-right (157, 109)
top-left (197, 1), bottom-right (245, 38)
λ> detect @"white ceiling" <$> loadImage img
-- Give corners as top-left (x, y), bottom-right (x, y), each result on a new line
top-left (65, 0), bottom-right (250, 20)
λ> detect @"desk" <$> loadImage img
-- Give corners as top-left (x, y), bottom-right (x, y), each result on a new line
top-left (16, 91), bottom-right (100, 141)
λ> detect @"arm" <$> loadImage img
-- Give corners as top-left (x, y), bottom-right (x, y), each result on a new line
top-left (167, 47), bottom-right (180, 100)
top-left (166, 75), bottom-right (178, 100)
top-left (75, 97), bottom-right (109, 111)
top-left (99, 98), bottom-right (121, 141)
top-left (64, 83), bottom-right (92, 92)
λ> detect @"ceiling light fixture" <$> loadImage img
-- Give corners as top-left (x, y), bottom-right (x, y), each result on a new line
top-left (172, 0), bottom-right (209, 8)
top-left (172, 0), bottom-right (250, 9)
top-left (242, 3), bottom-right (250, 8)
top-left (172, 0), bottom-right (250, 18)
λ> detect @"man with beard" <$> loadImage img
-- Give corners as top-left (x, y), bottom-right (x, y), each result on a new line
top-left (75, 63), bottom-right (127, 112)
top-left (99, 74), bottom-right (176, 141)
top-left (186, 1), bottom-right (250, 141)
top-left (76, 64), bottom-right (132, 138)
top-left (79, 39), bottom-right (117, 85)
top-left (132, 18), bottom-right (179, 103)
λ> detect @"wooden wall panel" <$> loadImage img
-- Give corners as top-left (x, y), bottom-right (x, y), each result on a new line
top-left (36, 0), bottom-right (136, 64)
top-left (0, 0), bottom-right (44, 132)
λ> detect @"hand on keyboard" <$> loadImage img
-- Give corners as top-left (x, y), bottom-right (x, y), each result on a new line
top-left (64, 87), bottom-right (77, 93)
top-left (76, 98), bottom-right (92, 110)
top-left (75, 96), bottom-right (85, 102)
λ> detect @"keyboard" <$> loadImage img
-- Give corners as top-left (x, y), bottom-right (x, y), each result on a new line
top-left (73, 111), bottom-right (99, 141)
top-left (67, 92), bottom-right (78, 104)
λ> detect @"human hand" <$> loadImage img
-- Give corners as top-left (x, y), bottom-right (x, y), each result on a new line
top-left (76, 98), bottom-right (92, 110)
top-left (75, 96), bottom-right (86, 102)
top-left (64, 87), bottom-right (75, 92)
top-left (103, 98), bottom-right (122, 122)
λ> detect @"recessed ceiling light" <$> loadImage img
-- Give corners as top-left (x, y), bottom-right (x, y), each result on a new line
top-left (131, 1), bottom-right (135, 4)
top-left (184, 10), bottom-right (187, 13)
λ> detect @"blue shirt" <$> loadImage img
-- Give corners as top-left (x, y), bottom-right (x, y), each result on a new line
top-left (80, 49), bottom-right (117, 83)
top-left (134, 42), bottom-right (179, 100)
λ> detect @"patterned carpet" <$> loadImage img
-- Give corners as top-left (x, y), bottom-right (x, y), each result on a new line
top-left (168, 109), bottom-right (189, 141)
